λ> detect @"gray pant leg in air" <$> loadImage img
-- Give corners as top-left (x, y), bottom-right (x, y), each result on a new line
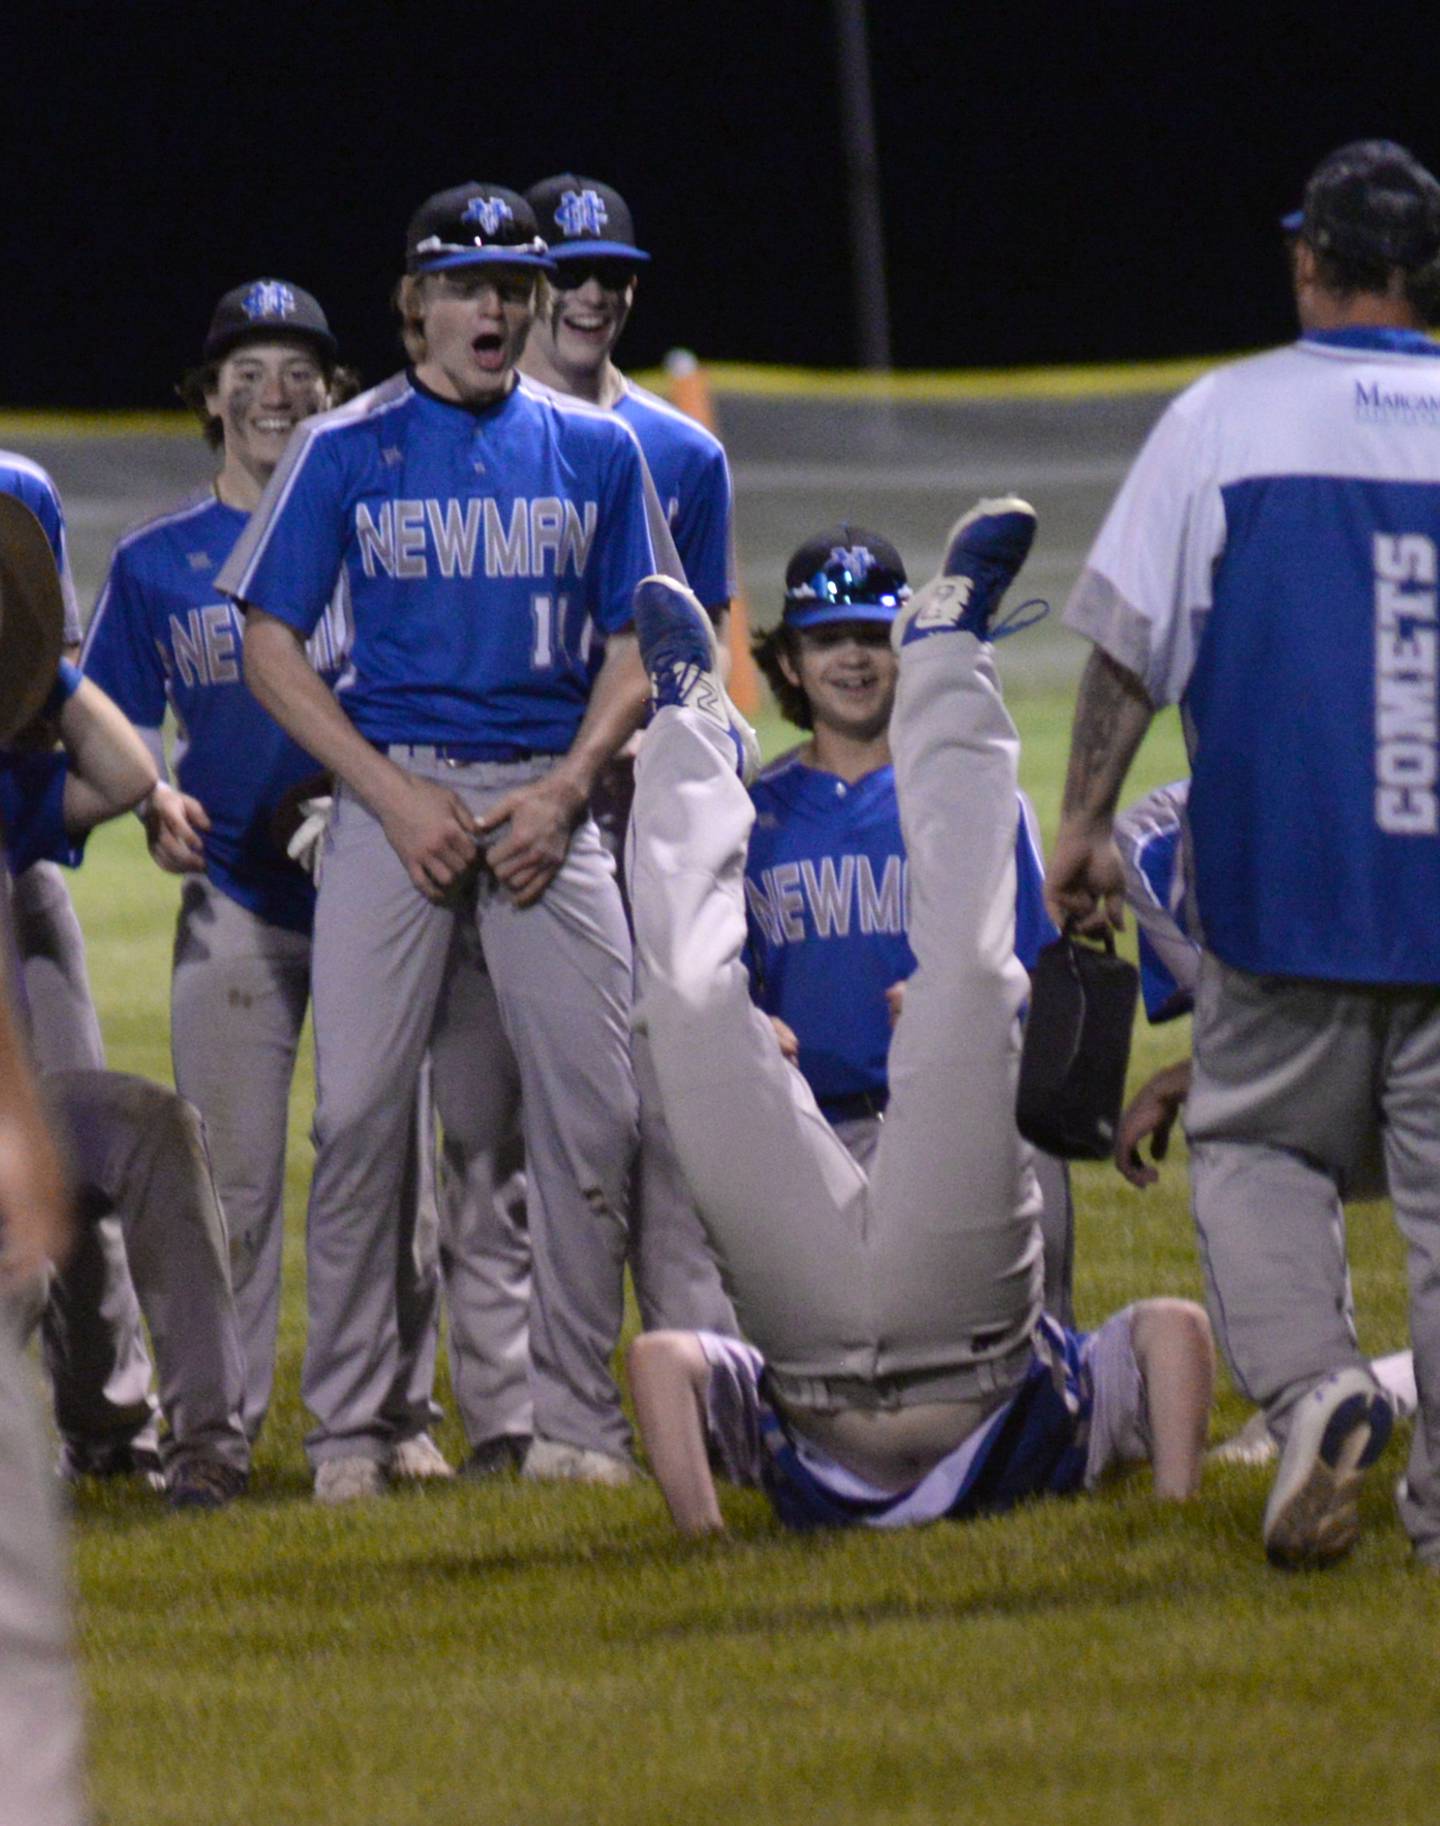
top-left (629, 634), bottom-right (1041, 1389)
top-left (0, 1295), bottom-right (88, 1826)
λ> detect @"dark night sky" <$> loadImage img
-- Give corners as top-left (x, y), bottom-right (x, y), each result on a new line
top-left (5, 2), bottom-right (1439, 407)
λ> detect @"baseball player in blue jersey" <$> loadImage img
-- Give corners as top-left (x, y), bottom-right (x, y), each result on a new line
top-left (746, 525), bottom-right (1075, 1319)
top-left (83, 280), bottom-right (447, 1470)
top-left (1047, 140), bottom-right (1440, 1570)
top-left (424, 173), bottom-right (739, 1477)
top-left (0, 454), bottom-right (162, 1485)
top-left (623, 503), bottom-right (1214, 1537)
top-left (221, 183), bottom-right (671, 1498)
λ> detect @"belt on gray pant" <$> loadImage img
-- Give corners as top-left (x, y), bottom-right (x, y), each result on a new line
top-left (381, 742), bottom-right (550, 766)
top-left (821, 1089), bottom-right (889, 1124)
top-left (765, 1334), bottom-right (1034, 1415)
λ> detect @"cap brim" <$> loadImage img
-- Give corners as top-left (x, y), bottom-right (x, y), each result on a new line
top-left (204, 325), bottom-right (339, 364)
top-left (411, 249), bottom-right (556, 273)
top-left (1280, 208), bottom-right (1304, 235)
top-left (550, 241), bottom-right (651, 264)
top-left (782, 601), bottom-right (901, 631)
top-left (0, 495), bottom-right (65, 743)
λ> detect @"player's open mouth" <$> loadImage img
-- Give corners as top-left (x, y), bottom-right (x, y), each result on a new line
top-left (563, 313), bottom-right (611, 337)
top-left (472, 333), bottom-right (506, 371)
top-left (252, 418), bottom-right (294, 433)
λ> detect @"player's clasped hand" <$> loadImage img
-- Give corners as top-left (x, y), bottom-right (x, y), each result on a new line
top-left (143, 780), bottom-right (210, 874)
top-left (477, 773), bottom-right (586, 908)
top-left (379, 773), bottom-right (480, 904)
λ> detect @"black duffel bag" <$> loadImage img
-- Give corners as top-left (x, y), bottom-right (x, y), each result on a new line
top-left (1016, 927), bottom-right (1139, 1161)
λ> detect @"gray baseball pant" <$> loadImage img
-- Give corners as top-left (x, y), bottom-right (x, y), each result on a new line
top-left (428, 947), bottom-right (734, 1450)
top-left (629, 633), bottom-right (1044, 1401)
top-left (0, 1294), bottom-right (89, 1826)
top-left (304, 755), bottom-right (638, 1466)
top-left (832, 1113), bottom-right (1073, 1326)
top-left (430, 916), bottom-right (532, 1448)
top-left (171, 876), bottom-right (441, 1442)
top-left (48, 1069), bottom-right (249, 1476)
top-left (1187, 953), bottom-right (1440, 1561)
top-left (14, 861), bottom-right (160, 1469)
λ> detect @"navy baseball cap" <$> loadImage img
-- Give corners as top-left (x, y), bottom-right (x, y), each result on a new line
top-left (525, 175), bottom-right (652, 265)
top-left (405, 183), bottom-right (555, 274)
top-left (782, 526), bottom-right (910, 630)
top-left (203, 279), bottom-right (338, 363)
top-left (1281, 140), bottom-right (1440, 270)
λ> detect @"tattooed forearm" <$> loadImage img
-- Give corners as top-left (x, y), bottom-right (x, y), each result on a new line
top-left (1060, 647), bottom-right (1155, 825)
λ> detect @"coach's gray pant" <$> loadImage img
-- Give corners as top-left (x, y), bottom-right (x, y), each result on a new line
top-left (629, 634), bottom-right (1043, 1402)
top-left (0, 1294), bottom-right (88, 1826)
top-left (16, 861), bottom-right (160, 1469)
top-left (304, 755), bottom-right (638, 1467)
top-left (171, 878), bottom-right (441, 1443)
top-left (1188, 956), bottom-right (1440, 1562)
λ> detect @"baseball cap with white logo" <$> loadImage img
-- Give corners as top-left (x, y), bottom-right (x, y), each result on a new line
top-left (781, 525), bottom-right (911, 630)
top-left (525, 174), bottom-right (652, 265)
top-left (405, 183), bottom-right (555, 275)
top-left (203, 279), bottom-right (338, 363)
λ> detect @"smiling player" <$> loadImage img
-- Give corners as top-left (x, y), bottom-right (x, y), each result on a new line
top-left (746, 527), bottom-right (1074, 1318)
top-left (82, 281), bottom-right (447, 1468)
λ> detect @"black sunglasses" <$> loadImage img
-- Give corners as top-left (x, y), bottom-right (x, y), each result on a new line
top-left (549, 259), bottom-right (639, 292)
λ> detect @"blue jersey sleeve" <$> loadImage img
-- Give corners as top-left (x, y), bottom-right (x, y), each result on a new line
top-left (1013, 794), bottom-right (1059, 970)
top-left (81, 546), bottom-right (170, 729)
top-left (0, 458), bottom-right (82, 646)
top-left (590, 430), bottom-right (660, 636)
top-left (672, 442), bottom-right (735, 612)
top-left (216, 423), bottom-right (349, 637)
top-left (0, 754), bottom-right (83, 874)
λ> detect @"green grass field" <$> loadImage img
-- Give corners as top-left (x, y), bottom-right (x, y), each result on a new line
top-left (61, 685), bottom-right (1438, 1826)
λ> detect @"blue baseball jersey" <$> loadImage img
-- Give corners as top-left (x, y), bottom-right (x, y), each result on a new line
top-left (1115, 779), bottom-right (1199, 1023)
top-left (744, 753), bottom-right (1056, 1115)
top-left (83, 493), bottom-right (348, 934)
top-left (615, 378), bottom-right (735, 612)
top-left (0, 452), bottom-right (82, 647)
top-left (216, 372), bottom-right (663, 753)
top-left (1068, 327), bottom-right (1440, 984)
top-left (0, 752), bottom-right (81, 876)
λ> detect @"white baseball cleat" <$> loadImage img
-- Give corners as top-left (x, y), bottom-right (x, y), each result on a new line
top-left (1262, 1367), bottom-right (1393, 1569)
top-left (521, 1436), bottom-right (640, 1488)
top-left (313, 1455), bottom-right (388, 1505)
top-left (390, 1432), bottom-right (455, 1481)
top-left (633, 573), bottom-right (760, 782)
top-left (1207, 1409), bottom-right (1279, 1467)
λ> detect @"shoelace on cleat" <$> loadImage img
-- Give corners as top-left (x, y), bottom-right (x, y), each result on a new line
top-left (989, 595), bottom-right (1051, 640)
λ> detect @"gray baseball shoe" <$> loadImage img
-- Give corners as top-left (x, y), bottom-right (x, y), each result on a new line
top-left (313, 1455), bottom-right (388, 1504)
top-left (1262, 1367), bottom-right (1393, 1569)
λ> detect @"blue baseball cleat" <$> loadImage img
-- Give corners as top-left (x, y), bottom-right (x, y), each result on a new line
top-left (892, 495), bottom-right (1048, 650)
top-left (1262, 1367), bottom-right (1393, 1570)
top-left (634, 574), bottom-right (759, 781)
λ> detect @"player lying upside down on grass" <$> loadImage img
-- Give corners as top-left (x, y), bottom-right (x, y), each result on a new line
top-left (623, 500), bottom-right (1215, 1534)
